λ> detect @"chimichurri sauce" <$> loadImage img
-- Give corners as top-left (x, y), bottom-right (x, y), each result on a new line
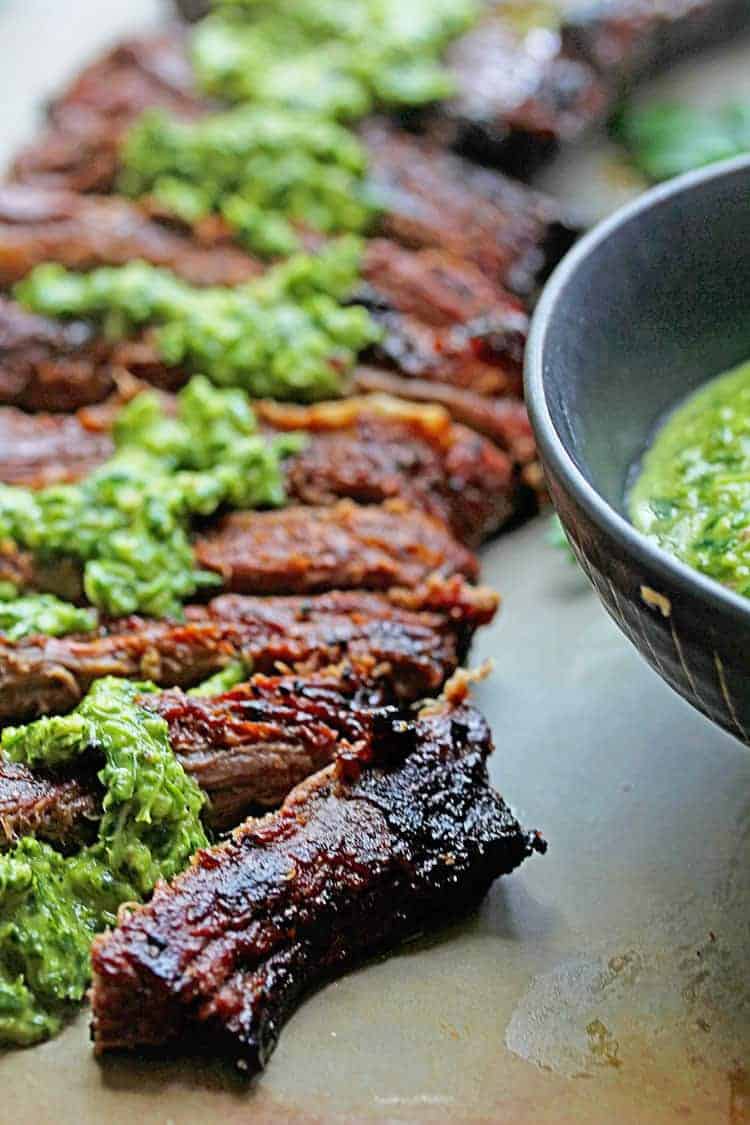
top-left (0, 677), bottom-right (208, 1045)
top-left (630, 359), bottom-right (750, 596)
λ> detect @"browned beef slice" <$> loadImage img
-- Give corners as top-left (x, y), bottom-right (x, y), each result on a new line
top-left (10, 32), bottom-right (206, 193)
top-left (352, 368), bottom-right (543, 497)
top-left (90, 701), bottom-right (544, 1069)
top-left (0, 296), bottom-right (115, 412)
top-left (0, 578), bottom-right (498, 722)
top-left (0, 760), bottom-right (100, 849)
top-left (0, 670), bottom-right (383, 843)
top-left (0, 671), bottom-right (386, 844)
top-left (144, 672), bottom-right (386, 828)
top-left (358, 238), bottom-right (527, 398)
top-left (193, 500), bottom-right (480, 595)
top-left (430, 20), bottom-right (610, 174)
top-left (0, 405), bottom-right (113, 487)
top-left (0, 391), bottom-right (518, 545)
top-left (0, 185), bottom-right (262, 288)
top-left (257, 395), bottom-right (518, 546)
top-left (363, 118), bottom-right (579, 298)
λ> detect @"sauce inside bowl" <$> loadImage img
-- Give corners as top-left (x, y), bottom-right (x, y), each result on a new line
top-left (630, 358), bottom-right (750, 596)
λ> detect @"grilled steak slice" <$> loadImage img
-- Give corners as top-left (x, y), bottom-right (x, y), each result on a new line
top-left (90, 699), bottom-right (544, 1068)
top-left (194, 500), bottom-right (479, 595)
top-left (363, 119), bottom-right (578, 298)
top-left (0, 405), bottom-right (113, 487)
top-left (0, 185), bottom-right (262, 288)
top-left (256, 395), bottom-right (518, 546)
top-left (0, 670), bottom-right (383, 843)
top-left (0, 297), bottom-right (117, 412)
top-left (9, 34), bottom-right (578, 292)
top-left (0, 577), bottom-right (498, 722)
top-left (0, 670), bottom-right (386, 844)
top-left (144, 672), bottom-right (385, 829)
top-left (0, 759), bottom-right (100, 850)
top-left (0, 294), bottom-right (191, 412)
top-left (362, 238), bottom-right (522, 328)
top-left (11, 33), bottom-right (207, 193)
top-left (0, 391), bottom-right (517, 544)
top-left (429, 20), bottom-right (610, 174)
top-left (562, 0), bottom-right (750, 84)
top-left (352, 368), bottom-right (543, 497)
top-left (358, 239), bottom-right (527, 398)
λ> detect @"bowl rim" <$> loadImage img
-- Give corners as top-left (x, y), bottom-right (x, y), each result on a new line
top-left (525, 152), bottom-right (750, 623)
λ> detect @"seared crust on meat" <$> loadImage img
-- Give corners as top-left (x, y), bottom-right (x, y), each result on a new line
top-left (90, 700), bottom-right (544, 1068)
top-left (352, 368), bottom-right (543, 498)
top-left (0, 391), bottom-right (518, 545)
top-left (0, 670), bottom-right (384, 843)
top-left (0, 297), bottom-right (116, 412)
top-left (432, 20), bottom-right (610, 172)
top-left (257, 395), bottom-right (518, 545)
top-left (193, 500), bottom-right (479, 595)
top-left (358, 239), bottom-right (528, 398)
top-left (0, 405), bottom-right (114, 487)
top-left (0, 578), bottom-right (498, 722)
top-left (144, 672), bottom-right (385, 828)
top-left (562, 0), bottom-right (750, 84)
top-left (363, 119), bottom-right (578, 297)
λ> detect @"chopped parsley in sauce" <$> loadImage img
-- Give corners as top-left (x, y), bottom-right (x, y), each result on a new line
top-left (630, 359), bottom-right (750, 596)
top-left (120, 106), bottom-right (378, 257)
top-left (0, 376), bottom-right (301, 618)
top-left (192, 0), bottom-right (480, 119)
top-left (16, 238), bottom-right (379, 401)
top-left (0, 677), bottom-right (208, 1045)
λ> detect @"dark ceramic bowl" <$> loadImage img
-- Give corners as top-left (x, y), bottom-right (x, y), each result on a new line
top-left (525, 155), bottom-right (750, 742)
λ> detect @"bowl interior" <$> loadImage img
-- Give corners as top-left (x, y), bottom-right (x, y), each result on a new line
top-left (540, 159), bottom-right (750, 514)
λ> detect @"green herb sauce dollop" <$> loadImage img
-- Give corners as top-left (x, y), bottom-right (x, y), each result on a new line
top-left (120, 106), bottom-right (378, 258)
top-left (0, 677), bottom-right (208, 1045)
top-left (16, 238), bottom-right (379, 401)
top-left (616, 100), bottom-right (750, 182)
top-left (192, 0), bottom-right (480, 120)
top-left (0, 584), bottom-right (97, 641)
top-left (630, 359), bottom-right (750, 596)
top-left (0, 375), bottom-right (301, 618)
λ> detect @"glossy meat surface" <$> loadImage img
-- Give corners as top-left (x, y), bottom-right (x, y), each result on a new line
top-left (146, 672), bottom-right (385, 828)
top-left (0, 672), bottom-right (385, 841)
top-left (0, 405), bottom-right (113, 487)
top-left (90, 701), bottom-right (544, 1069)
top-left (194, 500), bottom-right (479, 595)
top-left (562, 0), bottom-right (750, 82)
top-left (363, 119), bottom-right (578, 298)
top-left (359, 238), bottom-right (528, 398)
top-left (0, 578), bottom-right (498, 722)
top-left (0, 391), bottom-right (518, 545)
top-left (258, 395), bottom-right (518, 546)
top-left (0, 296), bottom-right (116, 412)
top-left (10, 33), bottom-right (206, 193)
top-left (352, 368), bottom-right (543, 497)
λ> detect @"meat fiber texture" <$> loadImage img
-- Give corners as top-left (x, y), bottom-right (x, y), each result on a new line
top-left (0, 577), bottom-right (499, 722)
top-left (91, 701), bottom-right (545, 1071)
top-left (0, 670), bottom-right (387, 842)
top-left (193, 500), bottom-right (480, 595)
